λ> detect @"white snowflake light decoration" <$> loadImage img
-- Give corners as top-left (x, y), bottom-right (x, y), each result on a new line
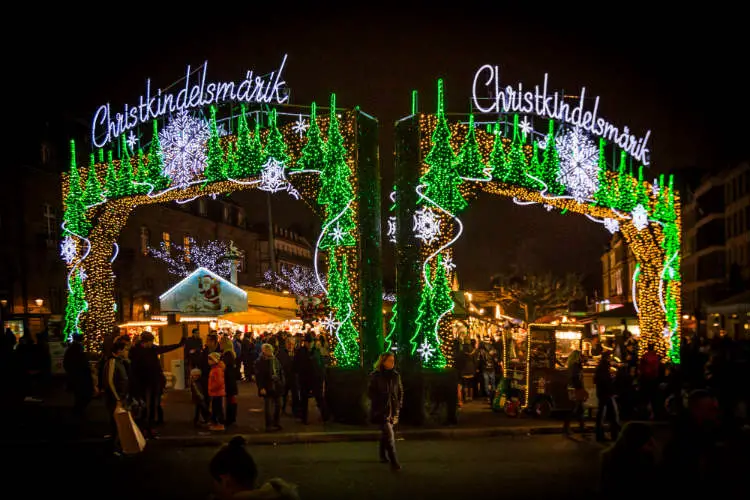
top-left (320, 312), bottom-right (341, 333)
top-left (443, 255), bottom-right (456, 272)
top-left (387, 216), bottom-right (397, 243)
top-left (126, 131), bottom-right (138, 150)
top-left (159, 110), bottom-right (210, 188)
top-left (60, 236), bottom-right (77, 265)
top-left (216, 123), bottom-right (229, 137)
top-left (149, 238), bottom-right (231, 278)
top-left (543, 203), bottom-right (554, 212)
top-left (555, 127), bottom-right (599, 202)
top-left (79, 269), bottom-right (87, 282)
top-left (292, 114), bottom-right (309, 138)
top-left (652, 178), bottom-right (660, 197)
top-left (537, 137), bottom-right (547, 150)
top-left (417, 339), bottom-right (436, 363)
top-left (413, 207), bottom-right (440, 245)
top-left (262, 265), bottom-right (325, 297)
top-left (632, 204), bottom-right (649, 231)
top-left (519, 116), bottom-right (532, 137)
top-left (330, 224), bottom-right (347, 244)
top-left (258, 158), bottom-right (299, 198)
top-left (603, 218), bottom-right (620, 234)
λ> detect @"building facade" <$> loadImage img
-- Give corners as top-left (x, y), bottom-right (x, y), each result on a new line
top-left (600, 232), bottom-right (636, 306)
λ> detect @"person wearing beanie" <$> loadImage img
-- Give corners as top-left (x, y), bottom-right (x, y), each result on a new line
top-left (208, 352), bottom-right (226, 431)
top-left (209, 436), bottom-right (298, 499)
top-left (190, 368), bottom-right (209, 427)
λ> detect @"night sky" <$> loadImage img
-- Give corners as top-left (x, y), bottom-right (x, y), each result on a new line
top-left (12, 6), bottom-right (748, 294)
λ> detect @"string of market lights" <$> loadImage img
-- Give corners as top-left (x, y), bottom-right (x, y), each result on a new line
top-left (62, 96), bottom-right (368, 368)
top-left (406, 78), bottom-right (681, 368)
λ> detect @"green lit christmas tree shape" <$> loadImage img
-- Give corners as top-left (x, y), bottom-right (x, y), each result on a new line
top-left (264, 108), bottom-right (290, 165)
top-left (615, 151), bottom-right (636, 212)
top-left (318, 94), bottom-right (356, 249)
top-left (204, 106), bottom-right (227, 183)
top-left (636, 165), bottom-right (650, 209)
top-left (82, 153), bottom-right (103, 207)
top-left (63, 269), bottom-right (86, 341)
top-left (504, 114), bottom-right (529, 187)
top-left (385, 300), bottom-right (398, 353)
top-left (528, 141), bottom-right (545, 190)
top-left (117, 134), bottom-right (135, 197)
top-left (410, 262), bottom-right (435, 356)
top-left (541, 119), bottom-right (564, 195)
top-left (148, 120), bottom-right (171, 190)
top-left (104, 150), bottom-right (118, 198)
top-left (295, 102), bottom-right (326, 172)
top-left (455, 114), bottom-right (488, 179)
top-left (226, 141), bottom-right (241, 180)
top-left (331, 255), bottom-right (360, 369)
top-left (63, 140), bottom-right (90, 237)
top-left (423, 255), bottom-right (450, 369)
top-left (420, 79), bottom-right (467, 215)
top-left (489, 123), bottom-right (508, 180)
top-left (134, 149), bottom-right (150, 195)
top-left (247, 120), bottom-right (264, 177)
top-left (234, 104), bottom-right (260, 178)
top-left (593, 138), bottom-right (613, 207)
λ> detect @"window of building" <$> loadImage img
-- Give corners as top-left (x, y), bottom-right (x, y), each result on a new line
top-left (140, 226), bottom-right (150, 255)
top-left (238, 249), bottom-right (247, 273)
top-left (184, 235), bottom-right (191, 263)
top-left (162, 232), bottom-right (171, 253)
top-left (237, 209), bottom-right (246, 228)
top-left (199, 199), bottom-right (207, 216)
top-left (43, 203), bottom-right (56, 241)
top-left (614, 268), bottom-right (623, 296)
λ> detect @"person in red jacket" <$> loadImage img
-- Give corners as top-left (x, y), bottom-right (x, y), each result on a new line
top-left (639, 343), bottom-right (661, 419)
top-left (208, 352), bottom-right (226, 431)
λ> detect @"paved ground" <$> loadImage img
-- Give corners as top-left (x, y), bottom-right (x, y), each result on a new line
top-left (15, 434), bottom-right (605, 500)
top-left (11, 377), bottom-right (563, 444)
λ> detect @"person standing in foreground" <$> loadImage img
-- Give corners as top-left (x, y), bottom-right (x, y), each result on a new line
top-left (104, 341), bottom-right (129, 455)
top-left (255, 343), bottom-right (284, 432)
top-left (368, 352), bottom-right (403, 471)
top-left (209, 436), bottom-right (298, 500)
top-left (207, 352), bottom-right (226, 431)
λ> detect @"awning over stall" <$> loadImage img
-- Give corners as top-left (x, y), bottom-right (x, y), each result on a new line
top-left (221, 286), bottom-right (299, 325)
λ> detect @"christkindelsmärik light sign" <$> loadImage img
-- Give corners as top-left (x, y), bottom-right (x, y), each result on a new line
top-left (91, 54), bottom-right (290, 148)
top-left (471, 65), bottom-right (652, 165)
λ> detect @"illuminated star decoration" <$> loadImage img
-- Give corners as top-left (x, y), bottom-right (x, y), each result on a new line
top-left (631, 204), bottom-right (649, 231)
top-left (330, 224), bottom-right (347, 244)
top-left (382, 292), bottom-right (396, 303)
top-left (216, 123), bottom-right (229, 137)
top-left (652, 178), bottom-right (660, 197)
top-left (387, 216), bottom-right (397, 243)
top-left (543, 203), bottom-right (554, 212)
top-left (555, 127), bottom-right (599, 202)
top-left (417, 339), bottom-right (436, 363)
top-left (519, 116), bottom-right (532, 138)
top-left (258, 158), bottom-right (299, 199)
top-left (292, 114), bottom-right (309, 138)
top-left (443, 254), bottom-right (456, 272)
top-left (60, 236), bottom-right (77, 265)
top-left (537, 137), bottom-right (547, 150)
top-left (126, 131), bottom-right (138, 150)
top-left (79, 269), bottom-right (87, 281)
top-left (603, 218), bottom-right (620, 234)
top-left (159, 110), bottom-right (210, 188)
top-left (320, 311), bottom-right (341, 333)
top-left (413, 207), bottom-right (441, 245)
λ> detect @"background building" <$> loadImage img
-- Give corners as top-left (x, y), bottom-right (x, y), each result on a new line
top-left (600, 232), bottom-right (636, 307)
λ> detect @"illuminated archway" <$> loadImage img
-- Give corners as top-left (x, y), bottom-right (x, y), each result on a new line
top-left (61, 94), bottom-right (384, 369)
top-left (392, 80), bottom-right (681, 368)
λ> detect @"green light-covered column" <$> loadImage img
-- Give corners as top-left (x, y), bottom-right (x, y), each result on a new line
top-left (355, 109), bottom-right (385, 370)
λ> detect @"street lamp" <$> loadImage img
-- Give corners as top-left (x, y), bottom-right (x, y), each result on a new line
top-left (0, 299), bottom-right (7, 308)
top-left (143, 303), bottom-right (151, 319)
top-left (35, 298), bottom-right (44, 307)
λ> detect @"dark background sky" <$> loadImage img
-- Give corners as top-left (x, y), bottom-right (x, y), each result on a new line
top-left (11, 5), bottom-right (748, 294)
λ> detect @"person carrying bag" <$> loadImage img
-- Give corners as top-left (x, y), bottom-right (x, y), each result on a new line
top-left (105, 341), bottom-right (146, 456)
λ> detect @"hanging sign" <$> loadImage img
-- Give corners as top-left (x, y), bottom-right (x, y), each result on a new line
top-left (159, 267), bottom-right (248, 315)
top-left (92, 54), bottom-right (290, 148)
top-left (471, 65), bottom-right (652, 165)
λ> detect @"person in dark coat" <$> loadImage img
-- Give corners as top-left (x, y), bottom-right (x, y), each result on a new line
top-left (16, 330), bottom-right (45, 403)
top-left (594, 351), bottom-right (620, 442)
top-left (293, 333), bottom-right (328, 424)
top-left (63, 333), bottom-right (94, 418)
top-left (563, 349), bottom-right (587, 434)
top-left (457, 342), bottom-right (477, 404)
top-left (368, 352), bottom-right (403, 470)
top-left (103, 340), bottom-right (129, 455)
top-left (255, 343), bottom-right (285, 432)
top-left (277, 337), bottom-right (297, 416)
top-left (129, 331), bottom-right (183, 437)
top-left (222, 350), bottom-right (239, 427)
top-left (184, 328), bottom-right (203, 380)
top-left (241, 332), bottom-right (255, 382)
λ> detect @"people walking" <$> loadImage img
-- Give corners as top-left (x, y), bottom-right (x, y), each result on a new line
top-left (255, 343), bottom-right (284, 432)
top-left (293, 333), bottom-right (328, 424)
top-left (563, 349), bottom-right (587, 435)
top-left (278, 337), bottom-right (298, 416)
top-left (594, 352), bottom-right (620, 442)
top-left (368, 352), bottom-right (403, 471)
top-left (639, 343), bottom-right (661, 419)
top-left (207, 352), bottom-right (226, 431)
top-left (241, 332), bottom-right (255, 382)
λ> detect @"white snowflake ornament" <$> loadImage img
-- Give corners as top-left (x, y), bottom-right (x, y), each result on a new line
top-left (413, 207), bottom-right (441, 245)
top-left (632, 204), bottom-right (649, 231)
top-left (652, 178), bottom-right (660, 197)
top-left (443, 255), bottom-right (456, 271)
top-left (603, 218), bottom-right (620, 234)
top-left (555, 127), bottom-right (599, 202)
top-left (543, 203), bottom-right (554, 212)
top-left (258, 158), bottom-right (298, 198)
top-left (519, 116), bottom-right (532, 137)
top-left (537, 137), bottom-right (547, 150)
top-left (320, 312), bottom-right (341, 334)
top-left (417, 339), bottom-right (436, 363)
top-left (330, 224), bottom-right (348, 244)
top-left (387, 216), bottom-right (397, 243)
top-left (126, 131), bottom-right (138, 150)
top-left (292, 114), bottom-right (309, 138)
top-left (79, 269), bottom-right (87, 282)
top-left (60, 236), bottom-right (77, 265)
top-left (159, 110), bottom-right (210, 188)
